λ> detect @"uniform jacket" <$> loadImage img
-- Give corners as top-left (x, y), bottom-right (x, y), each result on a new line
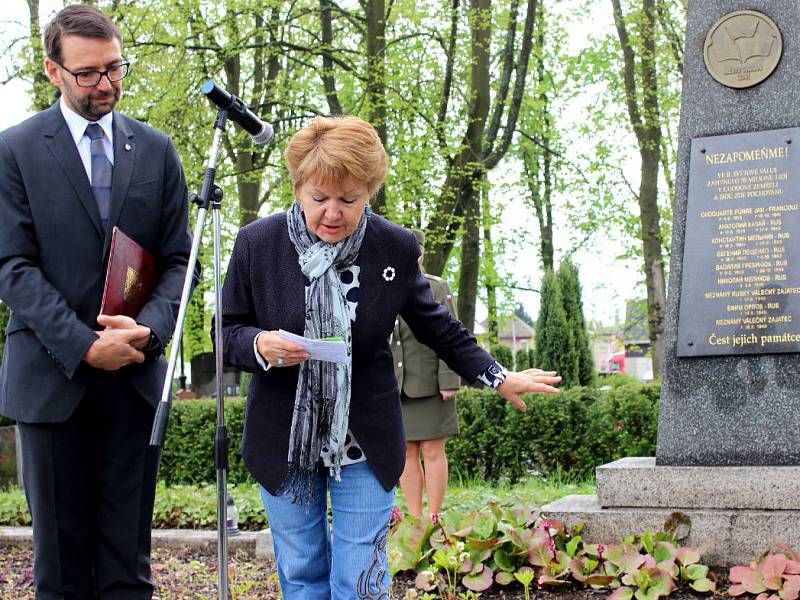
top-left (0, 103), bottom-right (191, 423)
top-left (220, 212), bottom-right (494, 492)
top-left (392, 273), bottom-right (460, 397)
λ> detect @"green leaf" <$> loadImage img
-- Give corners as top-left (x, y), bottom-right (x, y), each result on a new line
top-left (635, 586), bottom-right (660, 600)
top-left (432, 550), bottom-right (450, 570)
top-left (676, 547), bottom-right (701, 566)
top-left (569, 558), bottom-right (589, 580)
top-left (685, 563), bottom-right (709, 581)
top-left (609, 586), bottom-right (635, 600)
top-left (649, 571), bottom-right (675, 596)
top-left (690, 577), bottom-right (716, 593)
top-left (528, 530), bottom-right (554, 567)
top-left (585, 574), bottom-right (616, 587)
top-left (495, 571), bottom-right (515, 586)
top-left (653, 542), bottom-right (675, 564)
top-left (566, 535), bottom-right (582, 558)
top-left (472, 511), bottom-right (496, 539)
top-left (605, 545), bottom-right (627, 565)
top-left (494, 548), bottom-right (516, 572)
top-left (514, 566), bottom-right (535, 586)
top-left (641, 529), bottom-right (655, 555)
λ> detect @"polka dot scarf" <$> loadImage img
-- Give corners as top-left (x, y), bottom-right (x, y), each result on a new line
top-left (285, 201), bottom-right (367, 505)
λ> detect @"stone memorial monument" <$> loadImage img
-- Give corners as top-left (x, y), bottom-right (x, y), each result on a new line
top-left (543, 2), bottom-right (800, 565)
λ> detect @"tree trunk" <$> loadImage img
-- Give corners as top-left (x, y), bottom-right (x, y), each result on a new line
top-left (457, 176), bottom-right (481, 334)
top-left (223, 55), bottom-right (261, 228)
top-left (482, 185), bottom-right (499, 344)
top-left (319, 0), bottom-right (343, 115)
top-left (536, 12), bottom-right (555, 272)
top-left (611, 0), bottom-right (667, 376)
top-left (424, 0), bottom-right (538, 279)
top-left (27, 0), bottom-right (52, 111)
top-left (525, 148), bottom-right (554, 272)
top-left (366, 0), bottom-right (388, 215)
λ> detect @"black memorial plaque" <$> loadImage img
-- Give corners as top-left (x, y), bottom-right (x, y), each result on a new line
top-left (677, 127), bottom-right (800, 357)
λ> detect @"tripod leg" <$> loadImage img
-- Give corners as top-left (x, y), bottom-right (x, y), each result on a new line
top-left (212, 202), bottom-right (231, 600)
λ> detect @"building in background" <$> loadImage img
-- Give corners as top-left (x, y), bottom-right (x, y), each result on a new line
top-left (590, 299), bottom-right (653, 381)
top-left (591, 323), bottom-right (625, 375)
top-left (621, 300), bottom-right (653, 381)
top-left (479, 315), bottom-right (534, 353)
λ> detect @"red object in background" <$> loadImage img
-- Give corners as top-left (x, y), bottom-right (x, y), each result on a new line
top-left (608, 352), bottom-right (625, 373)
top-left (99, 227), bottom-right (157, 319)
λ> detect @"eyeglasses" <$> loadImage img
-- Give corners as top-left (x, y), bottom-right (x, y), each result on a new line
top-left (54, 59), bottom-right (130, 87)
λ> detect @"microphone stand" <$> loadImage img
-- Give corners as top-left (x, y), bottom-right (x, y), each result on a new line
top-left (150, 108), bottom-right (232, 600)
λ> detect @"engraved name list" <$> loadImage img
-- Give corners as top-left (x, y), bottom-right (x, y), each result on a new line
top-left (677, 128), bottom-right (800, 357)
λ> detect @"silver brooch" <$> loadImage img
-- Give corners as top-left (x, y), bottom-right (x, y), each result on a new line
top-left (382, 266), bottom-right (396, 282)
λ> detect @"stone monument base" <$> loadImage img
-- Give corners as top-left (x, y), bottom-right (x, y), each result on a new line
top-left (541, 457), bottom-right (800, 566)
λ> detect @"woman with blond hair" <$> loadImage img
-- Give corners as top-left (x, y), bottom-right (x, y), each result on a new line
top-left (220, 115), bottom-right (560, 599)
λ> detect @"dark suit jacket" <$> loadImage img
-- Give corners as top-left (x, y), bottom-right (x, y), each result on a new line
top-left (221, 212), bottom-right (494, 493)
top-left (0, 103), bottom-right (191, 423)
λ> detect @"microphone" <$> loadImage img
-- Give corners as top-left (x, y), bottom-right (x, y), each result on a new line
top-left (200, 80), bottom-right (274, 146)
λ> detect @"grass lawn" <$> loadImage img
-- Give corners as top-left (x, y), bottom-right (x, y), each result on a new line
top-left (0, 471), bottom-right (595, 529)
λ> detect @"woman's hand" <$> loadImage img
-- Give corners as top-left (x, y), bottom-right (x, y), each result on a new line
top-left (496, 368), bottom-right (561, 411)
top-left (256, 330), bottom-right (311, 368)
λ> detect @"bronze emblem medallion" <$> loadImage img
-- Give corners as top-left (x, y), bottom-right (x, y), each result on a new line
top-left (703, 10), bottom-right (782, 89)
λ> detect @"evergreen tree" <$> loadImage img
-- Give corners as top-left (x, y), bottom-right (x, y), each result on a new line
top-left (558, 259), bottom-right (595, 386)
top-left (490, 344), bottom-right (514, 371)
top-left (515, 303), bottom-right (535, 327)
top-left (533, 270), bottom-right (578, 388)
top-left (515, 348), bottom-right (531, 371)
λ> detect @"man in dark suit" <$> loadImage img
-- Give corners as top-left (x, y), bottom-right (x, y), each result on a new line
top-left (0, 5), bottom-right (190, 598)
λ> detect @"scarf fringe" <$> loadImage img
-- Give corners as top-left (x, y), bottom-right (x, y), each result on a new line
top-left (285, 463), bottom-right (319, 508)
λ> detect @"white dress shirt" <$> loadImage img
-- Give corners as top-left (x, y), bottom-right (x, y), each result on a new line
top-left (59, 97), bottom-right (114, 183)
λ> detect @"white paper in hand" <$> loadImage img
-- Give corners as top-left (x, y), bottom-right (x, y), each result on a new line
top-left (278, 329), bottom-right (350, 364)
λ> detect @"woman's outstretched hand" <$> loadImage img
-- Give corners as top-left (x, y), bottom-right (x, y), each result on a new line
top-left (496, 368), bottom-right (561, 411)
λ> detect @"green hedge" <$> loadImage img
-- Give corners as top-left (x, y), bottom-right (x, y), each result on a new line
top-left (0, 385), bottom-right (635, 489)
top-left (447, 381), bottom-right (660, 483)
top-left (0, 483), bottom-right (269, 530)
top-left (157, 382), bottom-right (658, 486)
top-left (159, 398), bottom-right (253, 485)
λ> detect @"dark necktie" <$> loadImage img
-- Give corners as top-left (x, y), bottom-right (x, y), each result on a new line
top-left (84, 123), bottom-right (112, 229)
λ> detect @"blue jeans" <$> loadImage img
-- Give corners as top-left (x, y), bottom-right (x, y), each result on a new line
top-left (261, 461), bottom-right (395, 600)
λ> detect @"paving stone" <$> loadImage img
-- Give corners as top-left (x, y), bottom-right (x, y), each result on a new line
top-left (543, 494), bottom-right (800, 567)
top-left (597, 457), bottom-right (800, 510)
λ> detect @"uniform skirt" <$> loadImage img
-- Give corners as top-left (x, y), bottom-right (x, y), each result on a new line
top-left (401, 392), bottom-right (459, 441)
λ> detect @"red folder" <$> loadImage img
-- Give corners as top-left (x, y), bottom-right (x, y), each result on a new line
top-left (99, 227), bottom-right (157, 318)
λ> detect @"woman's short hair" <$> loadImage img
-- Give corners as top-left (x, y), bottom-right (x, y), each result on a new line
top-left (44, 5), bottom-right (122, 63)
top-left (285, 116), bottom-right (388, 198)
